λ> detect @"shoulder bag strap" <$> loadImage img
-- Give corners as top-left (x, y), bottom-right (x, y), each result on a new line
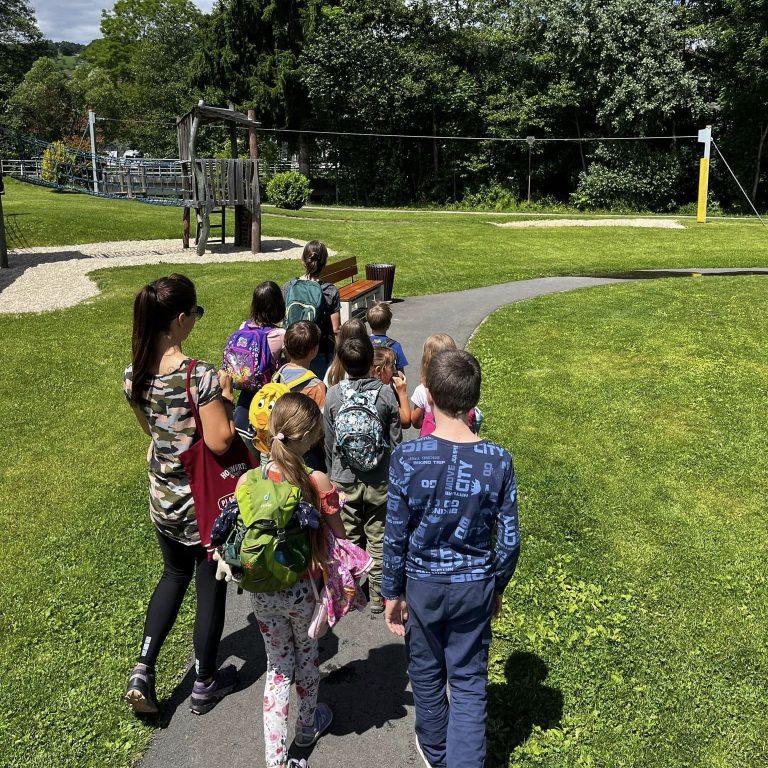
top-left (185, 358), bottom-right (204, 438)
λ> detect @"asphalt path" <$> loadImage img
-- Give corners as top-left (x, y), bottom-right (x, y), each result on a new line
top-left (139, 269), bottom-right (766, 768)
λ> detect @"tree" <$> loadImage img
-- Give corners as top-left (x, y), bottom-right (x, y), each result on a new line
top-left (0, 0), bottom-right (49, 108)
top-left (6, 57), bottom-right (75, 141)
top-left (193, 0), bottom-right (330, 174)
top-left (83, 0), bottom-right (204, 156)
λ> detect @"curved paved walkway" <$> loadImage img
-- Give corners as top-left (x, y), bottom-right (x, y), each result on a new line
top-left (137, 267), bottom-right (768, 768)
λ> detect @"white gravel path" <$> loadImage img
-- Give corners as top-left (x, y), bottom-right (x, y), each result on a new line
top-left (0, 237), bottom-right (313, 314)
top-left (492, 217), bottom-right (685, 229)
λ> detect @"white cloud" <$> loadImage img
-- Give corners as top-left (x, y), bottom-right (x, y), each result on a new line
top-left (30, 0), bottom-right (217, 44)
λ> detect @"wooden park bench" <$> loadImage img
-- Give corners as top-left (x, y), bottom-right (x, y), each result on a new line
top-left (320, 256), bottom-right (385, 322)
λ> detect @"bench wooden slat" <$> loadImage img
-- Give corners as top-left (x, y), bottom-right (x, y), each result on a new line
top-left (321, 255), bottom-right (358, 284)
top-left (338, 279), bottom-right (383, 302)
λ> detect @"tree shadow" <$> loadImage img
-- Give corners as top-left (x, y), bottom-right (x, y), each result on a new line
top-left (289, 642), bottom-right (413, 763)
top-left (486, 652), bottom-right (563, 767)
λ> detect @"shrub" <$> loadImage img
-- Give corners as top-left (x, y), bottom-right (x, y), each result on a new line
top-left (462, 182), bottom-right (518, 211)
top-left (571, 144), bottom-right (690, 212)
top-left (266, 171), bottom-right (312, 209)
top-left (41, 141), bottom-right (72, 186)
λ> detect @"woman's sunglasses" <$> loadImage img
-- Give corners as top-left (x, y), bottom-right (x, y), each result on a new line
top-left (188, 305), bottom-right (205, 320)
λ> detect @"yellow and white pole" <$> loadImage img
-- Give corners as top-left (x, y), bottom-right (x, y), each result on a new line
top-left (697, 125), bottom-right (712, 223)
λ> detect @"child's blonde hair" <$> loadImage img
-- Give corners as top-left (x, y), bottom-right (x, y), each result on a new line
top-left (372, 346), bottom-right (396, 378)
top-left (420, 333), bottom-right (457, 382)
top-left (268, 394), bottom-right (326, 569)
top-left (326, 318), bottom-right (368, 386)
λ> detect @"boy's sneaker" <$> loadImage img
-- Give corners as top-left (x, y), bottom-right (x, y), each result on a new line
top-left (415, 737), bottom-right (435, 768)
top-left (124, 663), bottom-right (159, 715)
top-left (294, 702), bottom-right (333, 747)
top-left (189, 664), bottom-right (237, 715)
top-left (370, 596), bottom-right (384, 615)
top-left (287, 760), bottom-right (307, 768)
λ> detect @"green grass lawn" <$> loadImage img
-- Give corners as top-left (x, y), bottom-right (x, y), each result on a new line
top-left (470, 277), bottom-right (768, 768)
top-left (2, 178), bottom-right (768, 767)
top-left (5, 178), bottom-right (768, 298)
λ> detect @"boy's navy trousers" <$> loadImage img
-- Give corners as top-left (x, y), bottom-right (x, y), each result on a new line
top-left (405, 577), bottom-right (494, 768)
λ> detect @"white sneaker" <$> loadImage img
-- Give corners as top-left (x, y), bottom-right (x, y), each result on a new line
top-left (294, 702), bottom-right (333, 747)
top-left (287, 760), bottom-right (307, 768)
top-left (415, 737), bottom-right (434, 768)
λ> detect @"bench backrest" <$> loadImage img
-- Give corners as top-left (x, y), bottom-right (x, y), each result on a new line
top-left (320, 256), bottom-right (357, 284)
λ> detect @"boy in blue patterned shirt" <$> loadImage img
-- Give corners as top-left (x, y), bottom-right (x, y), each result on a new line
top-left (382, 350), bottom-right (520, 768)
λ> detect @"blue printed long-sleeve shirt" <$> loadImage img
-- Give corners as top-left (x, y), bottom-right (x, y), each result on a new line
top-left (381, 436), bottom-right (520, 599)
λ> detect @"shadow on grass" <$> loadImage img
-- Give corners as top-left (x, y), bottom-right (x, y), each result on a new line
top-left (487, 652), bottom-right (564, 766)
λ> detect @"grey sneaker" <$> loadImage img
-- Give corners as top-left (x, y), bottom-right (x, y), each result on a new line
top-left (294, 702), bottom-right (333, 747)
top-left (124, 663), bottom-right (159, 715)
top-left (189, 664), bottom-right (237, 715)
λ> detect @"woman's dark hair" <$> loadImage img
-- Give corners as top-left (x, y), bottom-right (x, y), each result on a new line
top-left (302, 240), bottom-right (329, 278)
top-left (130, 273), bottom-right (196, 406)
top-left (250, 280), bottom-right (285, 326)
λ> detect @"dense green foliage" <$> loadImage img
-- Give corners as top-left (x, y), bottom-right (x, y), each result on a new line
top-left (471, 278), bottom-right (768, 767)
top-left (3, 0), bottom-right (768, 209)
top-left (266, 170), bottom-right (312, 209)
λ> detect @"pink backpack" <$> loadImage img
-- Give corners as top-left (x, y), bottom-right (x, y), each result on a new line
top-left (420, 406), bottom-right (484, 437)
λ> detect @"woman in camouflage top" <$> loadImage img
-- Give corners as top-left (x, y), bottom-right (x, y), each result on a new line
top-left (122, 274), bottom-right (238, 716)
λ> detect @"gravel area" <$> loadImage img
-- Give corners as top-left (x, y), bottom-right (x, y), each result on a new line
top-left (0, 237), bottom-right (313, 314)
top-left (492, 217), bottom-right (685, 229)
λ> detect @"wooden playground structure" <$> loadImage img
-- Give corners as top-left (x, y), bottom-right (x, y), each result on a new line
top-left (176, 102), bottom-right (262, 256)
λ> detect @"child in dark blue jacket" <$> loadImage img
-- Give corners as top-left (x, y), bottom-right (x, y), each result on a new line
top-left (382, 349), bottom-right (520, 768)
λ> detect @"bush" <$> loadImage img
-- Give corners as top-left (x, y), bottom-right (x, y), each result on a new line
top-left (571, 144), bottom-right (690, 212)
top-left (266, 171), bottom-right (312, 210)
top-left (462, 182), bottom-right (518, 211)
top-left (41, 141), bottom-right (72, 186)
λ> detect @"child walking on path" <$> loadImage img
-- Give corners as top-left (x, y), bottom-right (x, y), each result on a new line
top-left (240, 394), bottom-right (347, 768)
top-left (382, 350), bottom-right (520, 768)
top-left (324, 336), bottom-right (402, 613)
top-left (410, 333), bottom-right (456, 435)
top-left (367, 301), bottom-right (408, 374)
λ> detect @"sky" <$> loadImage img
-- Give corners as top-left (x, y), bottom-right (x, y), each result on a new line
top-left (30, 0), bottom-right (217, 45)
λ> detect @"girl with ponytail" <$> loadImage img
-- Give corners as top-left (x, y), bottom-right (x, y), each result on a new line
top-left (123, 273), bottom-right (238, 717)
top-left (241, 393), bottom-right (346, 768)
top-left (282, 240), bottom-right (342, 380)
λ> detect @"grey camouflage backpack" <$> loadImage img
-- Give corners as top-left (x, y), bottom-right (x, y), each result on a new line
top-left (334, 381), bottom-right (386, 472)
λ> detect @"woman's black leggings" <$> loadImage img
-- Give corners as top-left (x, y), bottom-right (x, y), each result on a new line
top-left (138, 530), bottom-right (227, 680)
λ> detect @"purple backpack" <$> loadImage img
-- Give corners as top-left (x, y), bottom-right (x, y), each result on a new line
top-left (222, 322), bottom-right (276, 391)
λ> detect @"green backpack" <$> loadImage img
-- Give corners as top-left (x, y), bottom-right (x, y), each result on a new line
top-left (223, 467), bottom-right (311, 593)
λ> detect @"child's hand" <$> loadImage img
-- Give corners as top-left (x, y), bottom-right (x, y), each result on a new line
top-left (217, 369), bottom-right (234, 400)
top-left (392, 372), bottom-right (407, 395)
top-left (384, 596), bottom-right (409, 637)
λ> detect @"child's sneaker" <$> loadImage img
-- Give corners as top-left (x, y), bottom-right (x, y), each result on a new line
top-left (370, 596), bottom-right (384, 615)
top-left (189, 664), bottom-right (238, 715)
top-left (294, 702), bottom-right (333, 747)
top-left (124, 663), bottom-right (159, 715)
top-left (287, 760), bottom-right (307, 768)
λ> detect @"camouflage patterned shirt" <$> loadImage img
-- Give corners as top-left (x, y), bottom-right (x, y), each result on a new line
top-left (124, 359), bottom-right (221, 544)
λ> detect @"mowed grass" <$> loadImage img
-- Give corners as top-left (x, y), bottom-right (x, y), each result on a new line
top-left (470, 277), bottom-right (768, 768)
top-left (5, 178), bottom-right (768, 297)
